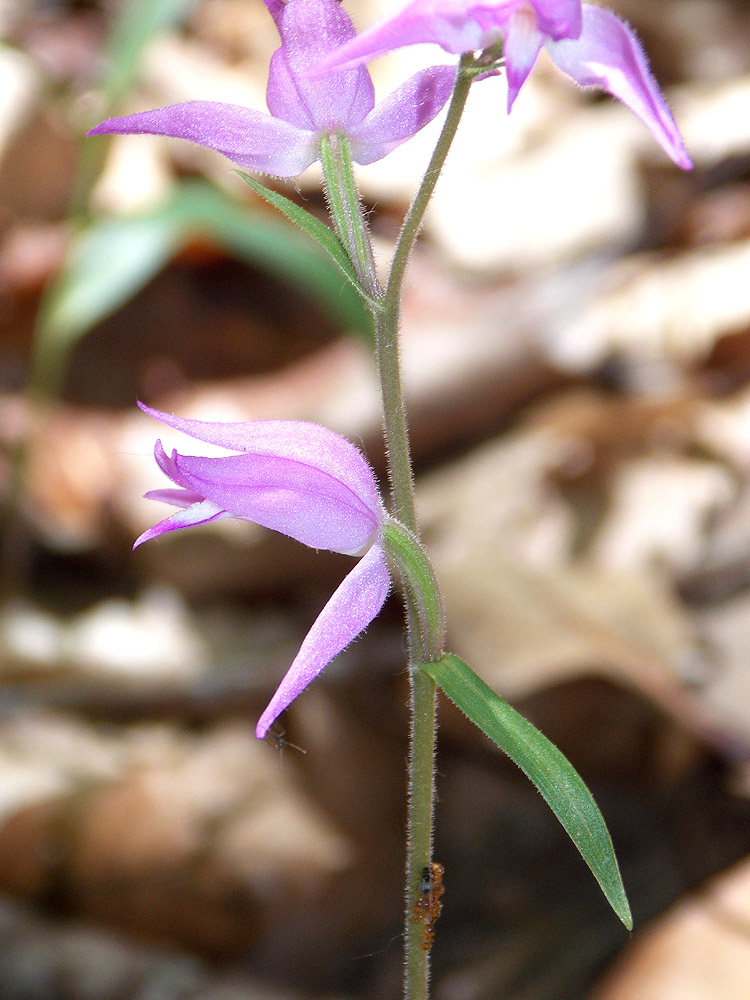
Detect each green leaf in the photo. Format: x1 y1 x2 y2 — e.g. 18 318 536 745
234 172 367 299
176 181 371 334
34 180 371 395
422 654 632 929
35 211 181 386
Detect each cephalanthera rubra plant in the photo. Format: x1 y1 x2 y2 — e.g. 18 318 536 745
91 1 692 995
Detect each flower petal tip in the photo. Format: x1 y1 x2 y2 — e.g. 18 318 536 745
253 542 390 739
132 527 155 550
255 716 272 741
674 147 694 172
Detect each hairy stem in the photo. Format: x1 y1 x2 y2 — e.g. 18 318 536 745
327 59 476 1000
376 56 475 533
374 59 475 1000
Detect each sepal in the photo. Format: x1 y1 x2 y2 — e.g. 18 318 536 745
256 540 391 738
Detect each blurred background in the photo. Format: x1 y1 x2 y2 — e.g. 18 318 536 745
0 0 750 997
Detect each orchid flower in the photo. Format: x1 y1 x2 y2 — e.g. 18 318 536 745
87 0 455 178
134 404 391 739
314 0 693 170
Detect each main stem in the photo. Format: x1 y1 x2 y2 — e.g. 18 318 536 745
324 56 475 1000
370 59 475 1000
377 57 475 535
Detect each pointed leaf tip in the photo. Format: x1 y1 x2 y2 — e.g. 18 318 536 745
422 653 632 930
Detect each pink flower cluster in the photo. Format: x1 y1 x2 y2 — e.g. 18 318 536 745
113 1 693 738
317 0 692 170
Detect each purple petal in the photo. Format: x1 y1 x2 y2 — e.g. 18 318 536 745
255 540 391 738
312 0 583 76
133 500 229 549
546 5 693 169
266 0 374 131
261 0 286 31
503 5 545 110
139 404 384 524
143 488 201 508
153 439 196 493
525 0 582 41
267 46 318 130
311 0 493 73
88 102 320 177
348 65 455 164
172 450 381 554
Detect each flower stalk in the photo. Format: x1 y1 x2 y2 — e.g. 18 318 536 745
357 61 475 997
320 133 382 299
374 56 474 538
385 55 475 317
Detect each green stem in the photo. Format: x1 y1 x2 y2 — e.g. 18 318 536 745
373 309 417 530
385 55 475 315
372 61 474 1000
324 59 476 1000
376 56 475 532
403 666 438 1000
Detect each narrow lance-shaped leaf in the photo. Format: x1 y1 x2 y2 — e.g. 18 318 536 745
34 211 181 394
34 179 372 394
422 653 632 929
235 172 371 302
381 521 445 661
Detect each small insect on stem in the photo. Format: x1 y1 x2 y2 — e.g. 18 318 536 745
412 862 444 951
265 722 307 755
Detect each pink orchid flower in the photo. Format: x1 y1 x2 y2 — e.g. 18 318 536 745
87 0 455 177
134 404 390 739
314 0 693 170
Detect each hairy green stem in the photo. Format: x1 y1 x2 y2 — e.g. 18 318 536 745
403 666 438 998
374 60 475 1000
384 55 475 315
376 57 475 534
328 59 476 1000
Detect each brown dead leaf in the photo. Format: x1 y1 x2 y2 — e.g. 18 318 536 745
0 716 353 955
552 239 750 375
416 412 745 749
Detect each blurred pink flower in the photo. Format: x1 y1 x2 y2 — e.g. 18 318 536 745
315 0 693 169
88 0 455 177
135 404 390 739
